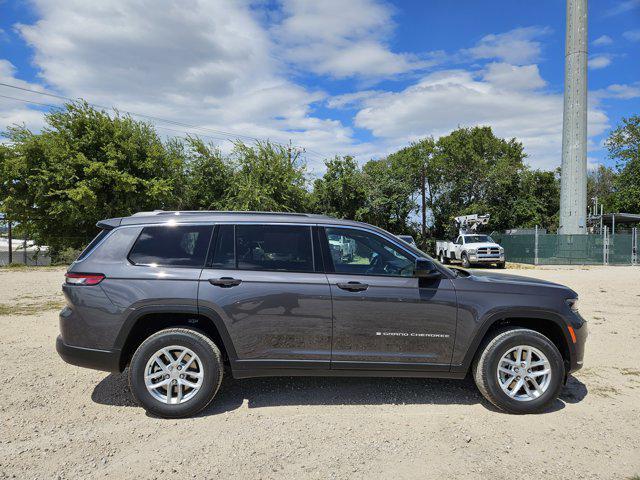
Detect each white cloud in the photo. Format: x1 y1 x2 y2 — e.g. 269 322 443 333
6 0 370 172
606 0 640 16
588 55 612 70
464 27 551 65
592 82 640 100
593 35 613 46
623 29 640 41
273 0 436 78
0 60 51 134
351 64 609 169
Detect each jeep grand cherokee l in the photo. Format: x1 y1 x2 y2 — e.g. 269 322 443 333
57 211 587 417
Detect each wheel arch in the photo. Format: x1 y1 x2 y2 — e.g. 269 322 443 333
455 311 572 375
115 305 237 371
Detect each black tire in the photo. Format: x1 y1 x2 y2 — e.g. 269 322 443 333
497 262 506 269
128 328 223 418
461 253 471 268
439 251 448 264
472 328 564 414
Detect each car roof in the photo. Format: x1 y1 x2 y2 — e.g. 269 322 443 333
97 210 373 229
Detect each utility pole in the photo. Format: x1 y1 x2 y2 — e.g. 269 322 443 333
559 0 588 234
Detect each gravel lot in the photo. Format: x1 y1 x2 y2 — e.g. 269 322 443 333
1 265 639 480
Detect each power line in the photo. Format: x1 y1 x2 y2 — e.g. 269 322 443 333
0 90 327 164
0 81 328 159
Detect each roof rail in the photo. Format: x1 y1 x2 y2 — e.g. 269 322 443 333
131 210 318 217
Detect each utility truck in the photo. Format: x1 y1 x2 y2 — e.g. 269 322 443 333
436 214 505 268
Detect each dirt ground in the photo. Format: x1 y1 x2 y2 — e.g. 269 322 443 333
0 265 639 480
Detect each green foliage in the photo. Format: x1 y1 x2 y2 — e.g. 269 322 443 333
312 156 366 219
587 165 617 213
2 101 637 258
607 115 640 213
0 102 182 252
225 141 309 212
356 157 416 233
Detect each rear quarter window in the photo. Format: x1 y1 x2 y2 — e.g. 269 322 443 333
76 229 110 261
128 225 213 267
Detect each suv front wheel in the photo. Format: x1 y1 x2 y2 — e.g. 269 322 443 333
472 328 564 413
128 328 223 418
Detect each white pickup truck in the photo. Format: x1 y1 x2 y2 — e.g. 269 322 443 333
436 234 505 268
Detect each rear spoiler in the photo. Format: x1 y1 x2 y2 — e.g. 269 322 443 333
96 217 122 230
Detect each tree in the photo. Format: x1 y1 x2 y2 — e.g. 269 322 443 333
0 101 184 252
225 141 310 212
181 137 231 210
387 137 437 239
311 156 366 219
357 157 415 234
431 126 527 237
587 165 617 213
512 169 560 231
606 115 640 213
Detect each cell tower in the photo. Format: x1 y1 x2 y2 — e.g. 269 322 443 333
559 0 588 234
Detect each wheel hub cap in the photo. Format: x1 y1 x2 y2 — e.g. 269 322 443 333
497 345 551 402
144 346 204 405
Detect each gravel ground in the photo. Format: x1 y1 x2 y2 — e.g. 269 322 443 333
0 265 639 480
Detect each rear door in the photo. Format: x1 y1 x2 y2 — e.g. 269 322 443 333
198 223 332 371
321 226 457 370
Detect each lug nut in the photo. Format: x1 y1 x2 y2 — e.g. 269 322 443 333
516 376 521 380
180 374 185 379
164 374 169 380
172 379 177 384
177 366 182 371
527 369 532 374
525 376 530 381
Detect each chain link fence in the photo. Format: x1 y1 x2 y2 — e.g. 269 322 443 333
492 228 639 265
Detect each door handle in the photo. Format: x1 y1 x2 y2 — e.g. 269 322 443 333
336 281 369 292
208 277 242 288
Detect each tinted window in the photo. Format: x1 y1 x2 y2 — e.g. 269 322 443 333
129 225 213 267
211 224 235 269
77 229 110 261
325 228 414 277
236 225 313 272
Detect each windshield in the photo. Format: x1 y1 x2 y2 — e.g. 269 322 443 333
464 235 494 243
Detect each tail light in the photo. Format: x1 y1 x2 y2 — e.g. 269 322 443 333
65 273 105 285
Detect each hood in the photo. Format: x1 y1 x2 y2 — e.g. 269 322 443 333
462 269 577 295
465 242 501 249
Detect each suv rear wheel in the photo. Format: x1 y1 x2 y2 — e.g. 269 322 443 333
472 328 564 413
128 328 223 418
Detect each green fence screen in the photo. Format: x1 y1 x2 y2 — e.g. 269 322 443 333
491 232 637 265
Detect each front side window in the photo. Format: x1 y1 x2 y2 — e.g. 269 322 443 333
235 224 314 272
129 225 213 267
325 227 414 277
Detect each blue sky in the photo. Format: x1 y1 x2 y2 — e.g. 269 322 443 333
0 0 638 174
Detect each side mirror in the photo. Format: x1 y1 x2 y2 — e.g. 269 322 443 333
414 258 440 279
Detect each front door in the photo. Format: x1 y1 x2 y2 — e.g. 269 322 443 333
198 223 332 371
321 227 457 370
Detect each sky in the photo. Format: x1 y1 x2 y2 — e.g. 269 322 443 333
0 0 638 175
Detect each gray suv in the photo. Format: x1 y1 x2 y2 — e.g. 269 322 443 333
57 211 587 417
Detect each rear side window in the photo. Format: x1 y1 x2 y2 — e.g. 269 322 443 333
76 229 110 261
129 225 213 267
235 224 314 272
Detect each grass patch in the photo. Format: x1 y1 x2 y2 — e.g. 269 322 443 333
0 300 67 316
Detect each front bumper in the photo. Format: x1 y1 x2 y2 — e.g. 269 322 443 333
469 255 504 263
568 314 588 373
56 335 121 372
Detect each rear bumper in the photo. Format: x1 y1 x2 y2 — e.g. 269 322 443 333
56 335 121 372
